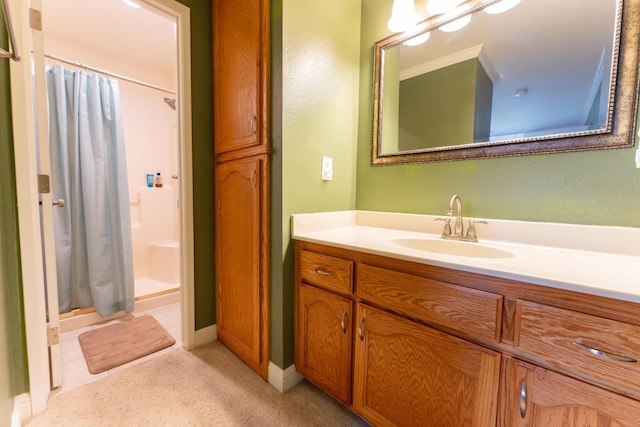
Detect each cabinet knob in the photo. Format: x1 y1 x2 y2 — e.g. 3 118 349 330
251 116 258 135
315 268 332 276
358 317 365 340
573 341 637 363
519 380 527 418
340 311 347 333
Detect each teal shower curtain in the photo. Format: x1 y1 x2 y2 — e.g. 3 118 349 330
46 64 134 317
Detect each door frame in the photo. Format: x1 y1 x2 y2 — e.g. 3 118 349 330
9 0 194 416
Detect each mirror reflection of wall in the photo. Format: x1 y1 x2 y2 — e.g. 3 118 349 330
378 0 620 155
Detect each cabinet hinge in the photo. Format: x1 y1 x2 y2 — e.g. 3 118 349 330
29 8 42 31
38 174 50 193
47 326 59 346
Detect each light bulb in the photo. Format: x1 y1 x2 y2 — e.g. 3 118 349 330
403 32 431 46
426 0 464 15
439 14 471 32
388 0 419 33
484 0 521 14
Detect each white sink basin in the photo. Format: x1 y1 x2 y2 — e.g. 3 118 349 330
391 238 514 259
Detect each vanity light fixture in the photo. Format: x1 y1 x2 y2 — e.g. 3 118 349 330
122 0 141 9
439 14 472 32
388 0 419 33
484 0 521 14
426 0 465 15
402 23 431 46
403 31 431 46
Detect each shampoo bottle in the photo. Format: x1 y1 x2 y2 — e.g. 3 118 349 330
155 172 163 188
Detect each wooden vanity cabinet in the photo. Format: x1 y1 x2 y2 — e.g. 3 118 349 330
294 241 640 426
353 304 501 426
502 357 640 426
513 299 640 400
294 242 501 425
295 283 353 405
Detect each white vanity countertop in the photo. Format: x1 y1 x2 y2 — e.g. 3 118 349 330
291 211 640 303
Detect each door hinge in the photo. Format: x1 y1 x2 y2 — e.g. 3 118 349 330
38 174 50 193
47 326 59 346
29 8 42 31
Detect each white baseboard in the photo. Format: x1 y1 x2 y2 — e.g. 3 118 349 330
268 362 304 393
12 393 32 427
194 324 217 347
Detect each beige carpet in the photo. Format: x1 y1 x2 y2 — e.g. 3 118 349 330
78 315 176 374
24 341 370 426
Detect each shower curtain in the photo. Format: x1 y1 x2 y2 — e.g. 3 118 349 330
46 64 134 317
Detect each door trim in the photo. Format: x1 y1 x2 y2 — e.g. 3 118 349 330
9 0 194 417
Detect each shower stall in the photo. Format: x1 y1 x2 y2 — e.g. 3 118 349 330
41 8 181 324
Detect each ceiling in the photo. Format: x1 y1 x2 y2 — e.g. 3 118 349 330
41 0 176 79
394 0 619 139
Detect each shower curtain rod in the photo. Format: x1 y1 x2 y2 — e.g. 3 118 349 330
44 52 176 95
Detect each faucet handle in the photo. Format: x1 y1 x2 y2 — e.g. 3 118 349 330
466 220 488 241
435 217 452 237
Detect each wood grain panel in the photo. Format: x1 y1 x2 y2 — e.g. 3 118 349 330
296 241 640 329
215 155 269 379
214 0 267 155
295 284 353 405
353 304 500 426
514 300 640 400
504 358 640 426
300 250 353 295
358 264 503 342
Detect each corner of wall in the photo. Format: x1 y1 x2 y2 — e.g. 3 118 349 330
268 361 304 393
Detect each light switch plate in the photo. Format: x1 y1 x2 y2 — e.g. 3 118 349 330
321 156 333 181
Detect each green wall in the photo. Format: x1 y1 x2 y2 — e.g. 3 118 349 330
357 0 640 227
398 59 491 150
178 0 215 330
0 10 29 423
277 0 361 368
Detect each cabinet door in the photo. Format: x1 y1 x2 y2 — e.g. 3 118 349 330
213 0 268 155
353 304 501 427
215 155 269 378
295 283 353 405
503 358 640 427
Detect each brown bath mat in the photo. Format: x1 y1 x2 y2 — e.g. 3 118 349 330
78 315 176 374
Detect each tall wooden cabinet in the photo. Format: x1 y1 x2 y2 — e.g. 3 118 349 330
213 0 270 380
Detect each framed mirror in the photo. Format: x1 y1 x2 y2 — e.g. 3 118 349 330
372 0 639 165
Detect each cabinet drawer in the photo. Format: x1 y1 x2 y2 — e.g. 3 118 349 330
357 264 503 342
300 250 354 295
514 300 640 399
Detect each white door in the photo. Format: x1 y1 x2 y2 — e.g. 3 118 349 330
30 0 63 389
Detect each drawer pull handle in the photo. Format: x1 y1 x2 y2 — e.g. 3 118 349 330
340 311 347 333
573 341 637 363
519 381 527 418
315 268 332 276
358 317 365 340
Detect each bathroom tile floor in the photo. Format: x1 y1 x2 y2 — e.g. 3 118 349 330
55 301 181 395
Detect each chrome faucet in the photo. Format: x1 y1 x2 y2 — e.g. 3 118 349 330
448 194 464 237
435 194 487 242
